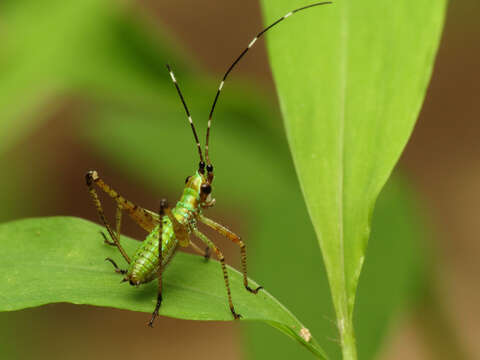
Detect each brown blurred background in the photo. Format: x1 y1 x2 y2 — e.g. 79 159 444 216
1 0 479 359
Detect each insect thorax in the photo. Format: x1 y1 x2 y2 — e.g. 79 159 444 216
175 171 205 217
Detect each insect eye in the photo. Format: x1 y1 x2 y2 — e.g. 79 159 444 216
206 164 213 173
201 184 211 194
185 176 191 184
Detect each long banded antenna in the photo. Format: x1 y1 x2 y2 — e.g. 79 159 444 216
205 1 332 164
166 64 204 163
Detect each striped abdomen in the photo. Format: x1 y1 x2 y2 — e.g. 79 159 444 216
127 216 178 285
126 171 203 285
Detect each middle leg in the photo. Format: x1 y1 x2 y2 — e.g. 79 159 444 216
193 228 241 319
199 215 262 294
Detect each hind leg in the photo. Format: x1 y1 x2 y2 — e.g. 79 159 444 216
86 172 131 264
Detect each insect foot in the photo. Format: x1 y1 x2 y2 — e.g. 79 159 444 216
105 257 127 275
231 309 242 320
99 231 115 246
246 285 263 295
148 316 157 328
148 294 163 328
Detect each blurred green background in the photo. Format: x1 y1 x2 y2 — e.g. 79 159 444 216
0 0 478 359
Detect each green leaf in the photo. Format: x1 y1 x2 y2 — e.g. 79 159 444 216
0 217 328 359
261 0 446 357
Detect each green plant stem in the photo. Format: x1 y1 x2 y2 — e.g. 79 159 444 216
340 316 358 360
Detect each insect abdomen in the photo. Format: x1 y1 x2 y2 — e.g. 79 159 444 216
127 216 177 285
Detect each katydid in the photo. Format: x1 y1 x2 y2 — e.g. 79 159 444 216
86 1 331 327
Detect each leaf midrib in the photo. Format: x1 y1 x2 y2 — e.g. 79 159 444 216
337 1 349 329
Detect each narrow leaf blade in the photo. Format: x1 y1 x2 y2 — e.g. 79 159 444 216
261 0 446 355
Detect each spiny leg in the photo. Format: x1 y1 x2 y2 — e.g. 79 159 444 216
115 206 123 243
101 207 123 247
85 171 131 264
193 228 241 319
148 198 168 327
199 215 262 294
85 170 158 233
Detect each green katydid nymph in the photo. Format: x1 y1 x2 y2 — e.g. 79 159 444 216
86 1 331 327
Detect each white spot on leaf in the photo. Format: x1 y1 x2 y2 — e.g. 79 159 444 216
299 327 312 342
